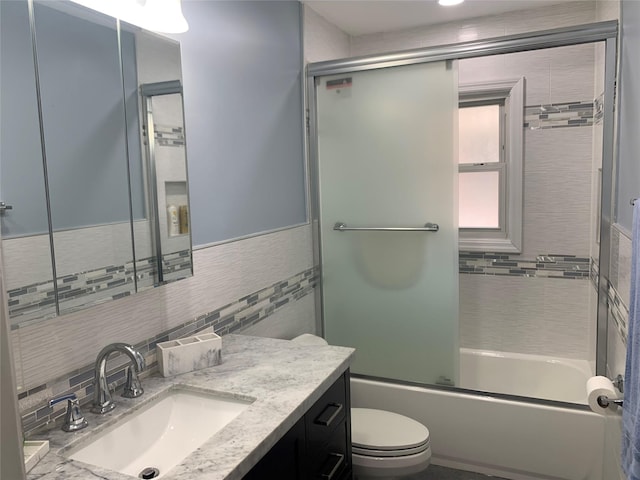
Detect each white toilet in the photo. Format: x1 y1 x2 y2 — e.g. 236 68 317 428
291 334 431 479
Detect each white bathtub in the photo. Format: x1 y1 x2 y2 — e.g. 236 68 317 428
459 348 594 404
351 350 606 480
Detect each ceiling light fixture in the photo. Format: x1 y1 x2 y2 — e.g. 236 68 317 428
70 0 189 33
138 0 189 33
438 0 464 6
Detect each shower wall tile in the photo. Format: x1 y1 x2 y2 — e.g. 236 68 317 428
458 55 508 86
521 127 593 259
608 282 628 343
610 224 632 307
11 330 24 391
13 224 314 392
503 1 596 35
550 44 596 104
596 0 621 22
242 293 316 340
500 49 552 106
588 278 598 362
303 5 350 64
607 311 627 385
459 274 592 359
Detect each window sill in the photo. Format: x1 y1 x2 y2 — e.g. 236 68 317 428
458 237 521 254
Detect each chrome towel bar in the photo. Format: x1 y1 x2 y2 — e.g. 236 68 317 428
333 222 439 232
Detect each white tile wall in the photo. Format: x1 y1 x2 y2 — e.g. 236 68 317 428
613 224 632 307
502 2 596 36
11 224 315 390
523 127 594 258
550 44 597 103
596 0 621 22
242 293 315 340
460 274 592 359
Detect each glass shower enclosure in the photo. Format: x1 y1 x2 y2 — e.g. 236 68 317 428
308 21 618 401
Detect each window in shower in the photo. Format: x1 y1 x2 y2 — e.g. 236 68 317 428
458 78 524 253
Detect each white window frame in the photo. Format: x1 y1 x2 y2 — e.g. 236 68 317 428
458 77 524 253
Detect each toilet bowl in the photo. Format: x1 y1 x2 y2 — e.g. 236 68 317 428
291 334 431 479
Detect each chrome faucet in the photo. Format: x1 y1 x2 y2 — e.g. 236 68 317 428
91 343 145 414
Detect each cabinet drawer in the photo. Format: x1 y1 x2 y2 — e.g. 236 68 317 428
306 374 347 443
309 421 349 480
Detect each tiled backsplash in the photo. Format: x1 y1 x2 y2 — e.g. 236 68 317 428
18 266 317 437
8 251 192 327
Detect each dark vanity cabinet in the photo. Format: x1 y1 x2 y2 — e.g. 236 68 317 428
245 370 352 480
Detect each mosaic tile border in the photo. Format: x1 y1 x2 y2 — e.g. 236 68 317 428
459 252 591 279
594 92 604 125
155 124 185 147
590 256 600 290
143 124 185 147
17 266 317 437
524 100 594 130
8 250 192 327
608 282 629 346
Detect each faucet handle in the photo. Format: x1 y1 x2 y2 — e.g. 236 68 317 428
49 394 88 432
122 365 144 398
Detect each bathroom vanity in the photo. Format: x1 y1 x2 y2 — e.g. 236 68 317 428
25 335 355 480
245 371 352 479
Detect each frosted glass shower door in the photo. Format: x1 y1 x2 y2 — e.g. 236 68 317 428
317 61 459 385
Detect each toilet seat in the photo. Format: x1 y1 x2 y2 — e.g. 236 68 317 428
352 443 429 457
352 447 431 470
351 408 430 457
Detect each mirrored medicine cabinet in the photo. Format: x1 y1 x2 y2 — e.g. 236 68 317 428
0 0 193 328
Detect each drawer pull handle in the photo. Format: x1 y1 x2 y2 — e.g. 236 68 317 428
320 453 344 480
314 402 343 427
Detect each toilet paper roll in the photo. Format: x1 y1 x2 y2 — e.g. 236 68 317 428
587 376 617 413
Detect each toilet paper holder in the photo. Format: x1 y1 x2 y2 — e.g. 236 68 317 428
597 374 624 408
597 395 623 408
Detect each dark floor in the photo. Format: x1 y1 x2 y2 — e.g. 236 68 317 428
405 464 509 479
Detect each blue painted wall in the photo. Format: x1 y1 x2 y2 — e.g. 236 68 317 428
174 1 306 246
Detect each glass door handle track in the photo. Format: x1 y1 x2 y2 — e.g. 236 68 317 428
333 222 439 232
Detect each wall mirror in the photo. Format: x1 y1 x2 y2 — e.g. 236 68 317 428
0 0 193 327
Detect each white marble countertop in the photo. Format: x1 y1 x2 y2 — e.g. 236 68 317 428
26 334 355 480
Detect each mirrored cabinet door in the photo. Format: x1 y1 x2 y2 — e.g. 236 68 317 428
0 0 57 325
123 25 193 292
0 0 193 328
32 1 137 315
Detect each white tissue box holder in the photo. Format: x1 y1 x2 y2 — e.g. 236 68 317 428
157 329 222 377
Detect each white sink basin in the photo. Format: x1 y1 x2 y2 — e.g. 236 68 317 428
67 386 253 478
